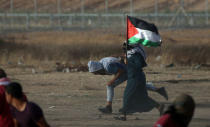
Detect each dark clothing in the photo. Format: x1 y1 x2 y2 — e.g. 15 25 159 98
0 85 14 127
11 102 43 127
154 106 191 127
154 114 182 127
122 53 157 113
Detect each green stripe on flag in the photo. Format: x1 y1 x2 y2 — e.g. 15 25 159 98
128 36 160 47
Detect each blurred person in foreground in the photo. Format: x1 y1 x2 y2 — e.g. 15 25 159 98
5 82 50 127
154 94 195 127
88 56 168 114
0 68 14 127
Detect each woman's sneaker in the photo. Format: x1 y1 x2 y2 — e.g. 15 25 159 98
98 105 112 114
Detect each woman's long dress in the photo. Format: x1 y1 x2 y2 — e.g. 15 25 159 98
122 53 158 113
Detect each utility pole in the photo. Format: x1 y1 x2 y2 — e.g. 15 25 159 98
34 0 37 13
10 0 14 28
81 0 85 28
130 0 133 15
81 0 84 14
33 0 38 24
155 0 159 23
105 0 109 26
105 0 108 13
57 0 61 13
180 0 184 9
206 0 209 25
10 0 13 12
179 0 185 27
57 0 62 30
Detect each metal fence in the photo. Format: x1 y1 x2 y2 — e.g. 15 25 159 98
0 0 209 32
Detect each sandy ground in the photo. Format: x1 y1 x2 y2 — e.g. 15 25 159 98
4 65 210 127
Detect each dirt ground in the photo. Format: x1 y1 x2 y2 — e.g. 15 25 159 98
4 65 210 127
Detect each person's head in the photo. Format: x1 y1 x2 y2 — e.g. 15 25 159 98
88 61 105 75
173 94 195 118
5 82 23 104
166 93 195 127
0 68 7 78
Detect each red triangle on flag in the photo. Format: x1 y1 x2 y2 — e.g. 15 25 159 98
127 18 139 39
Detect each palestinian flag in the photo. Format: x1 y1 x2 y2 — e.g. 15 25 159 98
127 16 162 47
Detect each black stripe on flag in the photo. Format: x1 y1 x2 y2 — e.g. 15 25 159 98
128 16 159 35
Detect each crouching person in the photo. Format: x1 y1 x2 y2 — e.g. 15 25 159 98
154 94 195 127
5 82 50 127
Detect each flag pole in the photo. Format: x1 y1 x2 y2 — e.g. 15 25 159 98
125 15 128 63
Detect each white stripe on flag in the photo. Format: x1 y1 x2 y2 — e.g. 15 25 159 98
134 28 161 43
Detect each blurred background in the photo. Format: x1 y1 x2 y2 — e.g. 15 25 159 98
0 0 209 69
0 0 209 31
